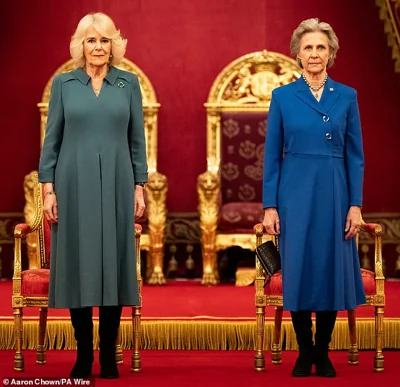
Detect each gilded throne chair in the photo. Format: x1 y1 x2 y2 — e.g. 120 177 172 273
253 221 385 372
197 50 300 285
13 172 143 372
28 58 168 284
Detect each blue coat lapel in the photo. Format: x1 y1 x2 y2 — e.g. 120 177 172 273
320 77 340 114
295 76 340 116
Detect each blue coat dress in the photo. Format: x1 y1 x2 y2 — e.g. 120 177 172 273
262 76 366 311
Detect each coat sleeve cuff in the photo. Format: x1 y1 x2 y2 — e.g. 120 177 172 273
134 172 148 183
349 198 362 207
38 172 55 183
262 200 277 208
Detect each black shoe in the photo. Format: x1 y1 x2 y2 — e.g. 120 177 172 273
314 350 336 377
292 350 313 377
70 356 93 378
100 350 119 379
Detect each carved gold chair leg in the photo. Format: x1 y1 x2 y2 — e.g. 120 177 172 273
148 248 167 285
201 249 219 285
131 306 142 372
115 327 123 364
272 306 283 364
254 305 266 372
374 306 384 372
36 307 47 365
347 309 358 365
13 307 24 372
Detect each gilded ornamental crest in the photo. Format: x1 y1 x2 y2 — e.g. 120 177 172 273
220 50 299 105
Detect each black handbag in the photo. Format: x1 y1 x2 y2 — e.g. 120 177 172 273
255 238 281 285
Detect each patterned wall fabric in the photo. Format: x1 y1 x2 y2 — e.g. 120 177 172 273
220 112 268 204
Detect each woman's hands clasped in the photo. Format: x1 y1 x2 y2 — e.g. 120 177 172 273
263 208 280 236
135 185 146 220
345 206 361 240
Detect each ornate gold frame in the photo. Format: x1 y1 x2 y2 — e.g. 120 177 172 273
26 58 167 284
253 221 385 372
13 172 143 372
198 50 300 285
377 0 400 73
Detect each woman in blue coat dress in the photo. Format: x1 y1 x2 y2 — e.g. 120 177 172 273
263 18 366 378
39 13 148 379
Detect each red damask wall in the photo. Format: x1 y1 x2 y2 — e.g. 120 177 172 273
0 0 399 213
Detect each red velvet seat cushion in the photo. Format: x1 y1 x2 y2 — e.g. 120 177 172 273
219 202 263 230
265 269 376 296
21 269 50 297
265 270 283 295
361 269 376 295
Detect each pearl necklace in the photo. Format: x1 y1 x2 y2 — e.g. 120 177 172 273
302 73 328 99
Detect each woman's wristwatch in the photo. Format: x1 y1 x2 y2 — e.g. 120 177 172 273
136 182 145 188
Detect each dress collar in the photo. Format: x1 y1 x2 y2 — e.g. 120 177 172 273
73 66 118 85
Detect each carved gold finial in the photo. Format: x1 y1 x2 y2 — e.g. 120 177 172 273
185 244 195 270
166 245 178 279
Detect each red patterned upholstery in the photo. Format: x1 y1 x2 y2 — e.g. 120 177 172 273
21 269 50 297
220 112 267 205
361 269 376 295
265 269 376 296
219 202 264 230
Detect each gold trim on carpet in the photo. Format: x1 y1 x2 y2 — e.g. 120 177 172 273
1 319 400 351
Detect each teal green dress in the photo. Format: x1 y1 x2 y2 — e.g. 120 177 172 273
38 66 148 308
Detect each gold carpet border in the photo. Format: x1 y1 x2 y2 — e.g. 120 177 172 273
0 316 386 321
1 319 400 351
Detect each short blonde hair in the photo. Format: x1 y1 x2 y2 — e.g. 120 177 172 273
290 18 339 69
70 12 127 67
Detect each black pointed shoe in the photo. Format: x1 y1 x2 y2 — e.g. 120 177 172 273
99 350 119 379
314 353 336 377
70 350 93 378
292 349 313 377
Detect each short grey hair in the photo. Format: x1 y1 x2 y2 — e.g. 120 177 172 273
290 18 339 68
70 13 127 68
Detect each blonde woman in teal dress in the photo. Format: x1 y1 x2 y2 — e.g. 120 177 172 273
39 13 148 379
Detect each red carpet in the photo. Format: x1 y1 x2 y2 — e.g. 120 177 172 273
1 279 400 319
0 350 398 386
